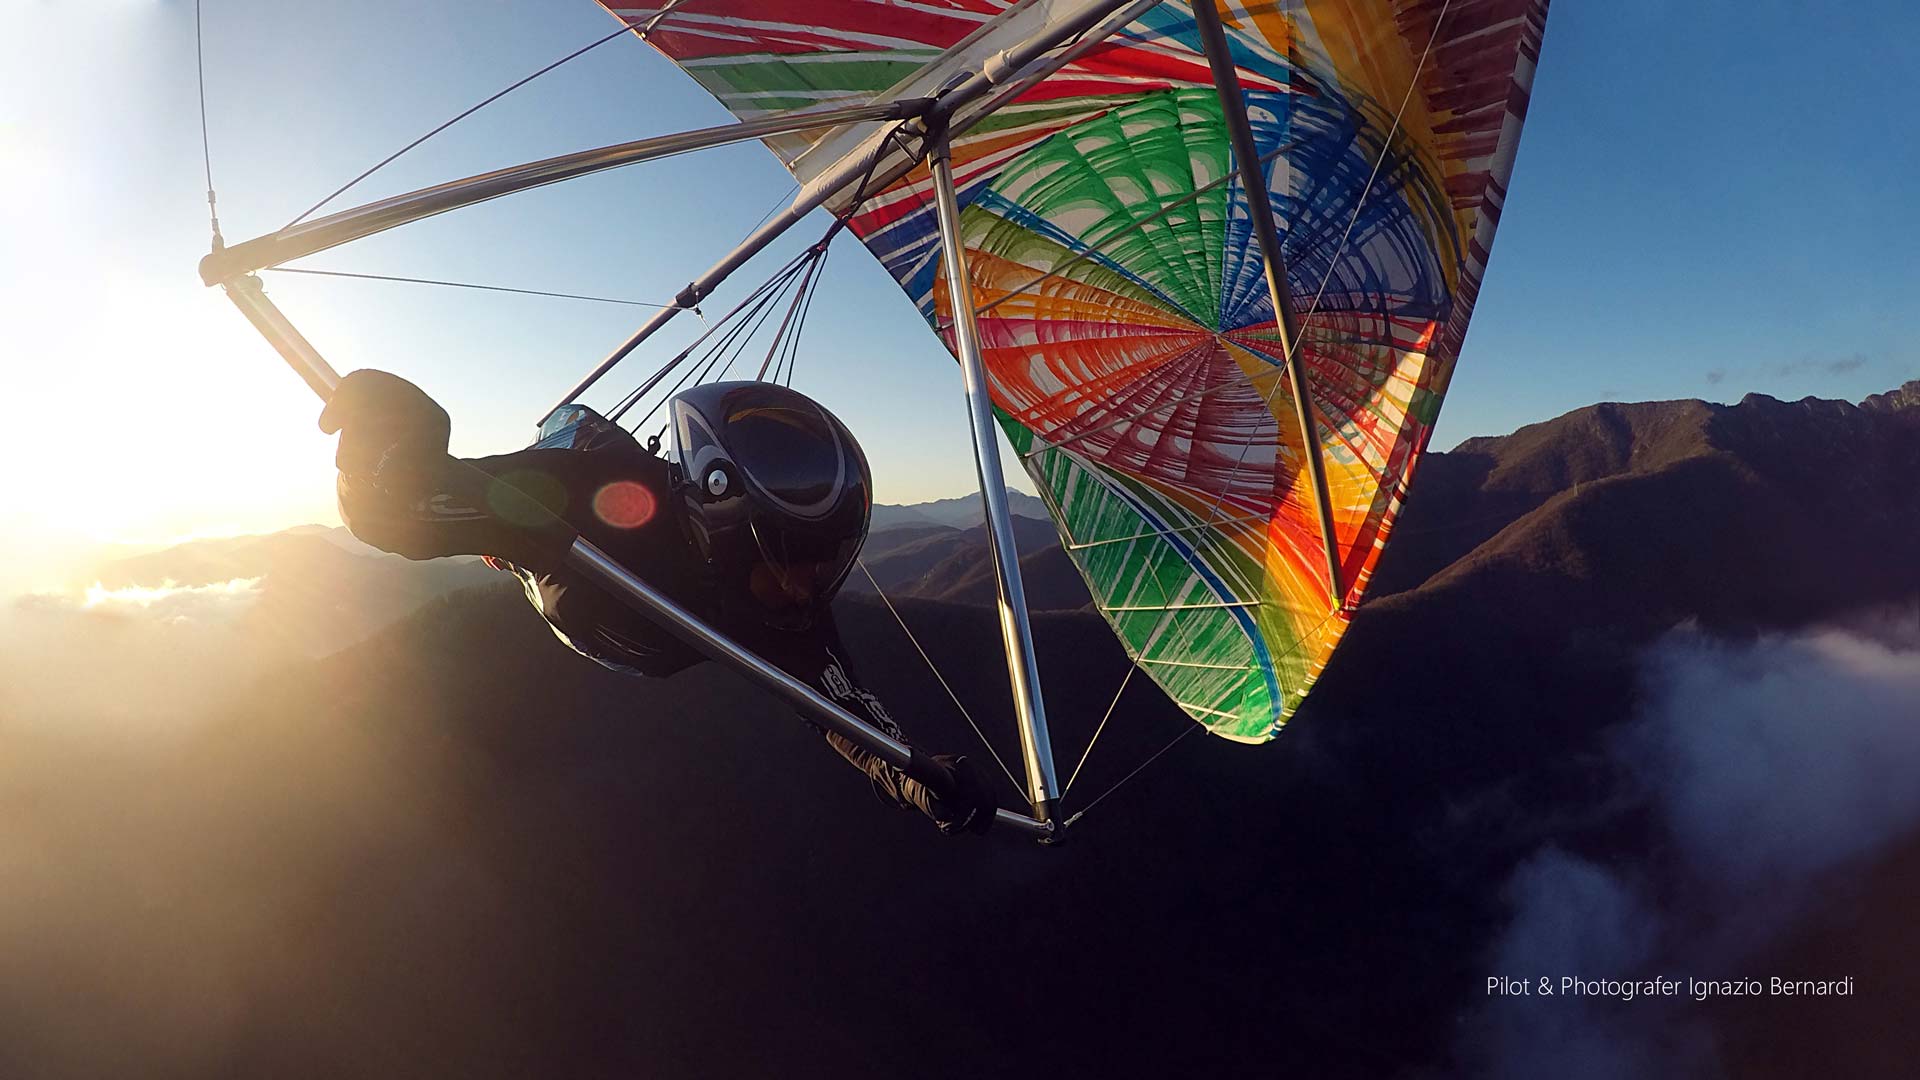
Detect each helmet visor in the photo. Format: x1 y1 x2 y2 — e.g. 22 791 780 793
748 512 862 613
721 400 842 509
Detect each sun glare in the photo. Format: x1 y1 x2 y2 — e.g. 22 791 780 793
2 282 340 576
0 9 342 595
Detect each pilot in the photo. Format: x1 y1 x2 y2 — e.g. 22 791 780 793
319 369 997 835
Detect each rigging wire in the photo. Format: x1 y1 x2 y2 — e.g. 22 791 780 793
746 181 801 236
603 248 816 423
855 562 1024 797
613 254 812 429
1062 663 1135 797
600 118 892 413
279 6 680 231
602 240 796 419
1052 595 1220 821
754 251 822 380
777 241 830 387
193 0 222 248
1063 593 1349 828
1062 725 1196 830
659 286 786 400
623 251 811 410
584 103 901 410
703 265 795 383
705 260 815 379
756 233 833 385
264 266 677 308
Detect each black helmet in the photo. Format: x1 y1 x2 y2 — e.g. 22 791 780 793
669 381 871 627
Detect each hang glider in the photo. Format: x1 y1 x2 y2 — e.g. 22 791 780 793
198 0 1549 840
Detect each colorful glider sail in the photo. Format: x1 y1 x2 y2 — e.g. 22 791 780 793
603 0 1545 741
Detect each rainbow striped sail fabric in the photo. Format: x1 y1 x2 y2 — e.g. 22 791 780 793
601 1 1546 741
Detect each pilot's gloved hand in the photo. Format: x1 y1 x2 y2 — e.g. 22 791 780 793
917 753 997 836
318 369 451 499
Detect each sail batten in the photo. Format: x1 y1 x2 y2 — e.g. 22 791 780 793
604 0 1547 740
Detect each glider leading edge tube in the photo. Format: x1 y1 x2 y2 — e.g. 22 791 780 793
198 99 932 286
217 274 1055 841
545 0 1151 417
929 136 1062 827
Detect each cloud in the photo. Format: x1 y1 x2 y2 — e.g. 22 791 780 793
1630 620 1920 895
0 655 473 1080
1772 354 1868 378
1463 614 1920 1077
1 578 271 731
1466 849 1712 1080
15 577 265 625
76 577 265 624
1705 353 1874 389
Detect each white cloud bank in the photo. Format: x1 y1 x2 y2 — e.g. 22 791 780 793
1 577 273 732
1464 612 1920 1078
78 577 265 623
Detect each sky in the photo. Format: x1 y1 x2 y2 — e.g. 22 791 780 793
2 0 1915 592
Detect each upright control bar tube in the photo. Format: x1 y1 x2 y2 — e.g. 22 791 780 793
216 275 1053 840
928 136 1063 827
1191 2 1345 610
223 274 343 399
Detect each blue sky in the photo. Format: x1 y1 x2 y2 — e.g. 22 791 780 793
2 0 1915 590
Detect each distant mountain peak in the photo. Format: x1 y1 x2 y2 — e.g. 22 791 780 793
1374 381 1920 602
1862 379 1920 414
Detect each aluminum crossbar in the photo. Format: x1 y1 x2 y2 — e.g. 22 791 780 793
199 99 931 286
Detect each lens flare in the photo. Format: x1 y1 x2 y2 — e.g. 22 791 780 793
593 481 656 529
490 470 567 526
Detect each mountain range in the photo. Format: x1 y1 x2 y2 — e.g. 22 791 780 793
867 488 1050 530
3 382 1916 1079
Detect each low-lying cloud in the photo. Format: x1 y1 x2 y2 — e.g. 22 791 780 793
77 576 264 622
1 577 273 731
0 566 515 1078
1633 619 1920 898
1464 612 1920 1077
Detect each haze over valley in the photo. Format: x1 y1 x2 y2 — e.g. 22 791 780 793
3 384 1917 1077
